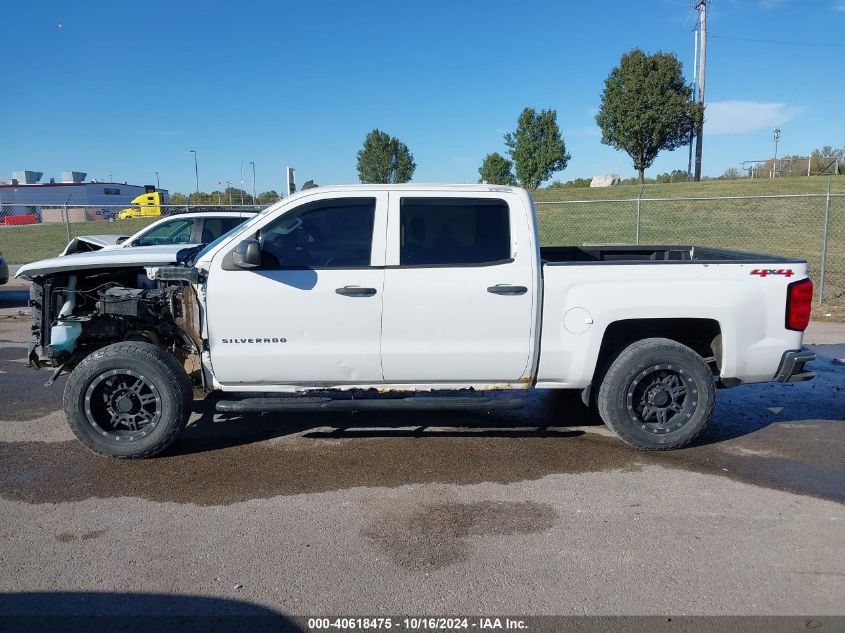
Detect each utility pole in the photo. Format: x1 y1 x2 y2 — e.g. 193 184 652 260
772 128 781 178
687 27 698 180
154 171 160 189
693 0 707 181
249 161 256 204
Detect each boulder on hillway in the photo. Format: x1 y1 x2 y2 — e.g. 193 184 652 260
590 174 621 188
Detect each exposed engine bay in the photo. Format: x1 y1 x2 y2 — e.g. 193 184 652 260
28 267 203 385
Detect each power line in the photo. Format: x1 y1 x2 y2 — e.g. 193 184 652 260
682 4 696 29
711 34 845 48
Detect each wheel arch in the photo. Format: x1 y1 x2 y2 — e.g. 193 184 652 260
593 317 723 386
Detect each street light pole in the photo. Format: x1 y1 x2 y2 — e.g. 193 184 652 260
154 171 160 190
189 150 199 195
239 161 244 205
250 161 256 205
226 180 232 206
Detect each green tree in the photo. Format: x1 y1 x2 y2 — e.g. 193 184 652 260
478 152 516 185
670 168 689 182
170 192 187 205
547 177 591 189
187 192 212 205
222 187 254 205
811 146 844 160
257 190 280 205
504 108 570 190
596 49 702 184
356 129 416 183
655 169 690 183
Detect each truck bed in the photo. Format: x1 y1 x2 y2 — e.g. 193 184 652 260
541 245 804 265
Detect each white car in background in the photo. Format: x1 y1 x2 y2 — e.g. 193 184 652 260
61 211 257 255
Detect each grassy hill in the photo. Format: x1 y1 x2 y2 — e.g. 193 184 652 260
531 174 844 202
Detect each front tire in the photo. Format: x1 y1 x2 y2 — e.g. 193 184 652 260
597 337 715 451
64 342 193 458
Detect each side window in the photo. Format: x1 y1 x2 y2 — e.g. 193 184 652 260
202 217 245 243
399 198 510 266
220 217 246 232
258 198 375 268
135 218 195 246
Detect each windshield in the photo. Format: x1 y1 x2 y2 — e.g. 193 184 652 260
191 210 269 263
134 217 195 246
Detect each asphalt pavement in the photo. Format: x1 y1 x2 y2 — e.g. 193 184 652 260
0 285 843 617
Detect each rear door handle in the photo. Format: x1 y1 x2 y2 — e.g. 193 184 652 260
336 286 377 297
487 284 528 295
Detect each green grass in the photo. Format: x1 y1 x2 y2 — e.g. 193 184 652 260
0 218 159 264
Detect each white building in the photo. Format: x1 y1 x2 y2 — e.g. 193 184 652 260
0 170 169 218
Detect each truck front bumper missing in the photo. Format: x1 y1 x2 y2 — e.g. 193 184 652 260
774 349 815 382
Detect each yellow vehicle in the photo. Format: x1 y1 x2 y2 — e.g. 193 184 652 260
118 191 166 220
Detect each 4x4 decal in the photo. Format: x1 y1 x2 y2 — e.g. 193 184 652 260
751 268 794 277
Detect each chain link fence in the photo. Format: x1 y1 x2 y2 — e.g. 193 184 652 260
536 189 843 305
0 203 262 266
1 192 842 305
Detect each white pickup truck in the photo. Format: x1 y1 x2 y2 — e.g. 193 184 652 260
17 184 815 458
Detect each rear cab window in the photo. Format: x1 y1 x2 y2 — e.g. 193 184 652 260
399 197 510 266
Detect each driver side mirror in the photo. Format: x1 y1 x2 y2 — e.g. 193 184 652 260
232 238 262 269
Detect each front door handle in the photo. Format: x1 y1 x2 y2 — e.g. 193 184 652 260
487 284 528 296
336 286 377 297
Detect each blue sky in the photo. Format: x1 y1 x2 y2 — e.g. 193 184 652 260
1 0 843 193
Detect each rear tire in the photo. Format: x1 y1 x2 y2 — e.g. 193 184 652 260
64 341 193 458
597 337 714 450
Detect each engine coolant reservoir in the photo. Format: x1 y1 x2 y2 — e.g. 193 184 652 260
50 322 83 353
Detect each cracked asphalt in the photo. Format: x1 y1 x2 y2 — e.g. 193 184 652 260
0 285 843 617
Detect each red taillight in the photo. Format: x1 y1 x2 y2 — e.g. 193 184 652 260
786 278 813 331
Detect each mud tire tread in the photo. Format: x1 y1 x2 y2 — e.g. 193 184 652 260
63 341 192 459
597 337 715 451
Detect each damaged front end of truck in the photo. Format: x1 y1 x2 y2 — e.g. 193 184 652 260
19 246 206 388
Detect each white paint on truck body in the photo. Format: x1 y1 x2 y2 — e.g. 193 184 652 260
379 188 539 384
204 191 389 385
536 261 806 388
188 184 806 392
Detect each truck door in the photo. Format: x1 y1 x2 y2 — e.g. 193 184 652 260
205 192 387 386
380 193 536 384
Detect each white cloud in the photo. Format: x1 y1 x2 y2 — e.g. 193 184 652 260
705 100 803 134
836 2 845 11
